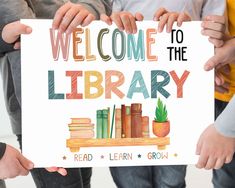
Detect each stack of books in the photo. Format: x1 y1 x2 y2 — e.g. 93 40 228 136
68 118 94 139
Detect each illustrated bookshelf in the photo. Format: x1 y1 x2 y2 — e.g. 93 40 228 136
66 102 170 152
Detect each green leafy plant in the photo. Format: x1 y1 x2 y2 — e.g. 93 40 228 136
154 98 168 122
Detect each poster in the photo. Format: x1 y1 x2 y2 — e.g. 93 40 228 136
21 20 214 167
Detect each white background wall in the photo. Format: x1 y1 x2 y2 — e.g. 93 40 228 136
0 79 213 188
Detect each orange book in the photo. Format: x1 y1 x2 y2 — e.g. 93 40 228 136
115 108 122 138
69 124 94 131
68 123 93 127
125 106 131 138
142 116 149 138
71 118 91 124
70 130 94 138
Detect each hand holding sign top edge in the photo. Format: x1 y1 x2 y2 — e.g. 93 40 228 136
154 8 191 33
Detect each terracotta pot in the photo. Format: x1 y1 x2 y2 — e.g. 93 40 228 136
152 121 170 137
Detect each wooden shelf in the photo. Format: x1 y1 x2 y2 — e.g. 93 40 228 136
67 137 170 152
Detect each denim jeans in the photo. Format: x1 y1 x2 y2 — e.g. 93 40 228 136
212 99 235 188
17 135 92 188
110 165 187 188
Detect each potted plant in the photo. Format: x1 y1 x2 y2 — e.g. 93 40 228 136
152 98 170 137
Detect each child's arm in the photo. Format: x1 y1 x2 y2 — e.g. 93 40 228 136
196 93 235 170
153 8 191 33
0 0 35 56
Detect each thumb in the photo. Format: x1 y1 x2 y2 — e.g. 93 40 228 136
3 21 32 44
18 153 34 170
100 14 112 25
204 54 221 71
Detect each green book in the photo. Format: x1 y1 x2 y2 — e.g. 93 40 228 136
102 109 109 138
96 110 103 138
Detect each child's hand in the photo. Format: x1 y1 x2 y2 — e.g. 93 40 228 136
2 21 32 49
153 8 191 33
101 12 144 34
52 1 96 34
204 38 235 71
196 124 235 170
201 15 226 48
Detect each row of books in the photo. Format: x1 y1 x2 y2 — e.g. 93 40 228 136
115 104 149 138
96 103 150 139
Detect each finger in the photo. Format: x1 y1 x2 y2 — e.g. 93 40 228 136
201 29 224 40
153 8 168 21
214 158 225 169
57 168 67 176
205 157 217 170
66 11 88 34
111 13 124 31
46 167 59 172
158 13 169 33
100 14 112 25
220 64 231 75
204 55 222 71
14 42 21 50
196 150 209 169
59 7 80 33
215 85 228 93
18 154 34 170
215 73 224 85
53 3 71 29
196 138 202 155
129 15 137 33
177 12 191 27
120 14 132 34
208 38 224 48
135 12 144 21
166 13 178 33
202 21 225 33
225 155 233 164
16 160 29 176
81 14 95 27
205 15 226 25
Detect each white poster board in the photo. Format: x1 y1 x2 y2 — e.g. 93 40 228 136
21 20 214 167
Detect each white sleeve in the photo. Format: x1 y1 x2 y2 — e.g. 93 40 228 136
201 0 226 18
112 0 123 12
215 95 235 138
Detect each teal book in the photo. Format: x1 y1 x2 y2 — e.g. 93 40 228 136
102 109 109 138
96 110 103 138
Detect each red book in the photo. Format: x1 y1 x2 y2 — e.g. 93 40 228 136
121 105 126 138
131 103 142 138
